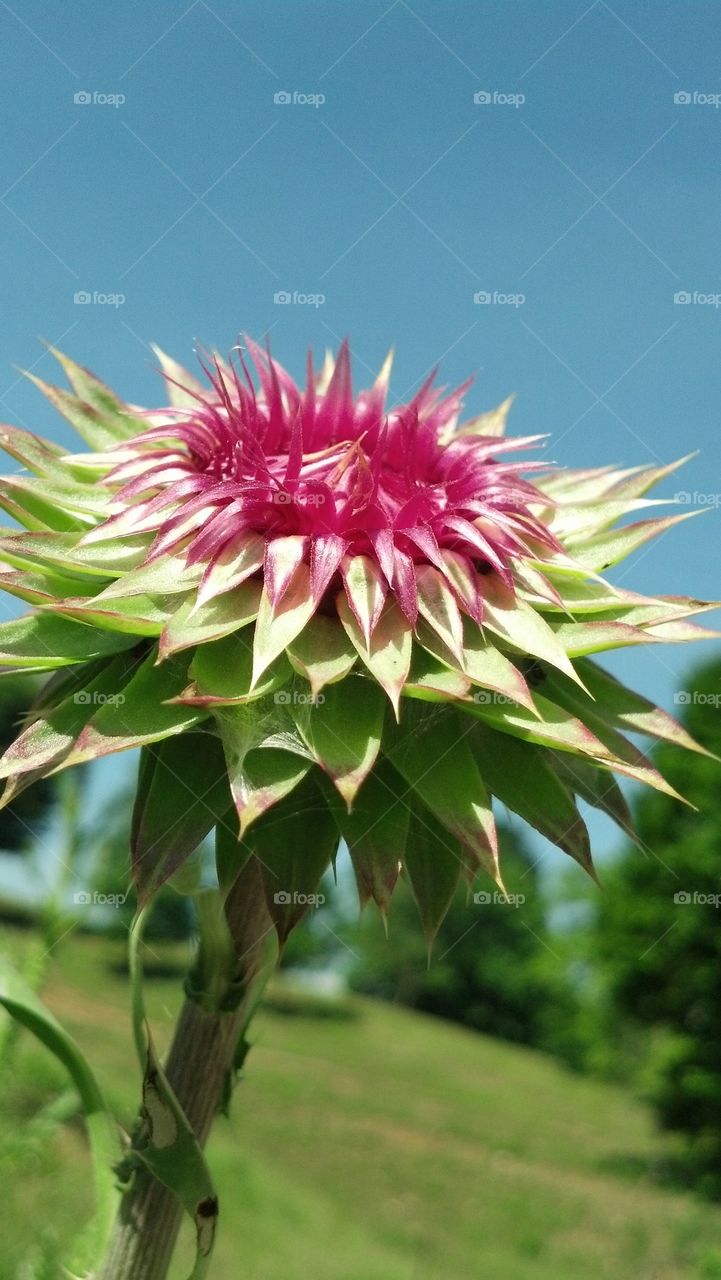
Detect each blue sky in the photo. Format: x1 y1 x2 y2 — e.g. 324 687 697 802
0 0 719 881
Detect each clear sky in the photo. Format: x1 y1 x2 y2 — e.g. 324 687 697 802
0 1 719 876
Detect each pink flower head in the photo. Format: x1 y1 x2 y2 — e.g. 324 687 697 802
87 338 558 655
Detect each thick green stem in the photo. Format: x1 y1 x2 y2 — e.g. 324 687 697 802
97 861 275 1280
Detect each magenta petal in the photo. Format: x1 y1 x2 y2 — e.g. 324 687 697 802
369 529 396 588
310 533 348 602
264 535 309 607
393 547 418 625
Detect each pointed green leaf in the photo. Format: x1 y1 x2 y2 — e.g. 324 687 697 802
0 612 139 669
215 808 251 896
244 772 338 943
548 619 662 657
132 734 233 904
0 476 88 531
323 761 406 913
480 579 586 687
290 673 384 807
64 650 204 765
607 596 719 627
450 394 514 441
336 595 412 718
0 651 140 804
568 511 703 572
535 578 653 614
214 703 311 836
48 591 184 636
0 567 103 606
100 551 203 599
469 725 593 871
386 704 499 883
549 751 633 838
160 582 261 658
550 497 668 541
417 620 537 714
0 529 150 579
403 643 471 701
196 532 265 606
402 801 464 947
182 629 290 706
645 618 719 643
152 345 206 408
540 670 688 802
1 472 112 518
341 554 386 645
0 422 70 480
415 564 465 664
286 613 357 695
33 348 143 447
251 564 317 687
461 687 619 763
576 658 715 757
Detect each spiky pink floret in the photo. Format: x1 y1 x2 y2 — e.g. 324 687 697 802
84 338 560 632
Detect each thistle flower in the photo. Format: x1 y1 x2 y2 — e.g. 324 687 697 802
0 341 715 943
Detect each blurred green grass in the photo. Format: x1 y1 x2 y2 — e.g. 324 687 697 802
2 930 721 1280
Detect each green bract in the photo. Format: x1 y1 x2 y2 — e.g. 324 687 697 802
0 344 716 944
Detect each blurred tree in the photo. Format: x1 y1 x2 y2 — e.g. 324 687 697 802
347 828 580 1056
588 656 721 1195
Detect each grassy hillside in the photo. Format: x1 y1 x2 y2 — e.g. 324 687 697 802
2 932 721 1279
